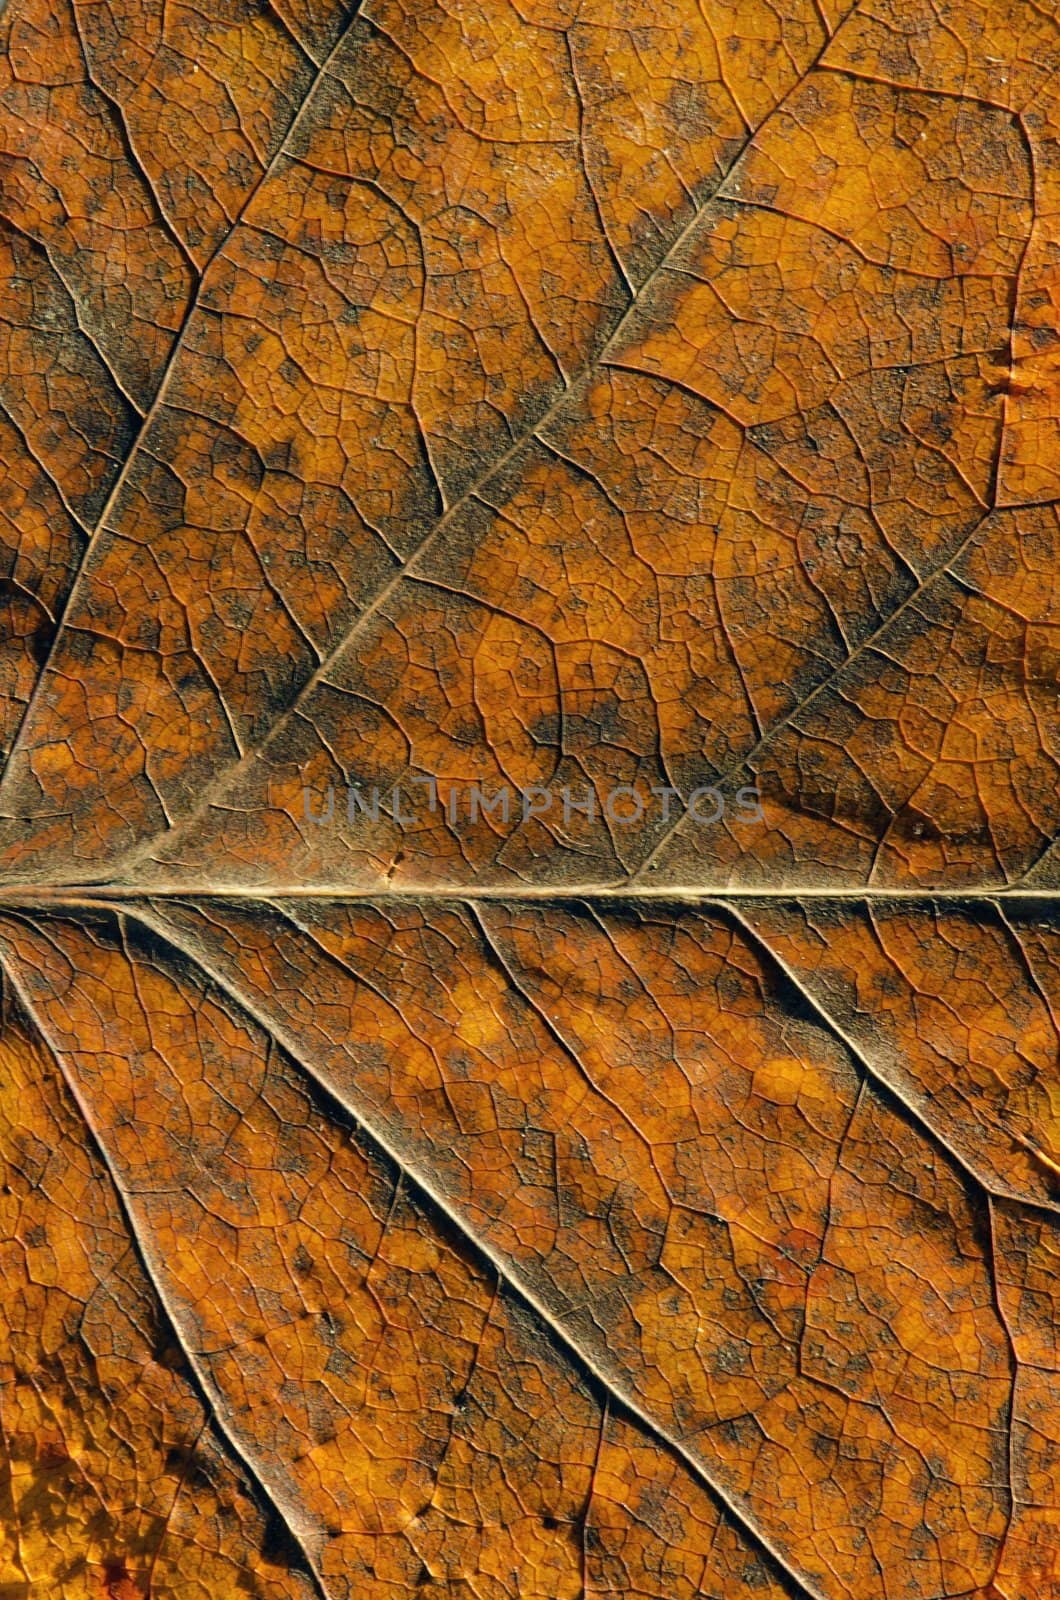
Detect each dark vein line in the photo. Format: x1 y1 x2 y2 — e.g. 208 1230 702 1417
141 1416 210 1600
564 31 635 303
580 1392 608 1600
994 108 1039 510
0 393 92 541
66 0 199 283
467 900 678 1204
0 944 334 1600
821 58 1051 118
259 0 321 71
0 213 145 419
983 1196 1020 1588
998 130 1060 891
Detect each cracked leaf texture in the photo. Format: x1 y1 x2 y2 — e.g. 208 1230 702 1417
0 0 1058 1596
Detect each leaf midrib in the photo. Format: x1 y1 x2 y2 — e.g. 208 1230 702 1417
0 884 1056 904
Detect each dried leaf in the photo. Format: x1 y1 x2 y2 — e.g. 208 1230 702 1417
0 0 1058 1595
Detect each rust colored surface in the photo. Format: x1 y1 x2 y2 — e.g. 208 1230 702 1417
0 0 1058 1595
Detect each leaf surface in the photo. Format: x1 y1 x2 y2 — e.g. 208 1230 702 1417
1 0 1059 1595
